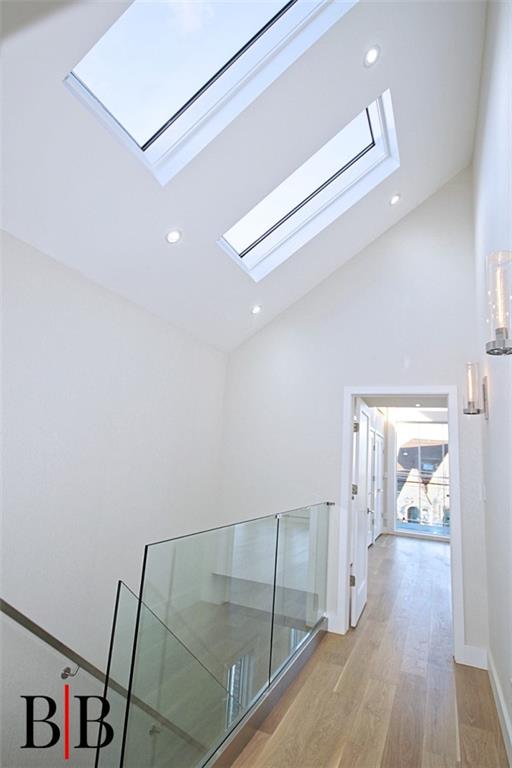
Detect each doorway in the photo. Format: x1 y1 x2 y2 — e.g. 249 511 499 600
338 386 466 664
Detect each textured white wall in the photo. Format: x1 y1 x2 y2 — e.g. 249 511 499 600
473 0 512 753
1 232 227 668
220 170 489 650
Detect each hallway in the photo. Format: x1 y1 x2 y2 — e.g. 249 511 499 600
233 536 508 768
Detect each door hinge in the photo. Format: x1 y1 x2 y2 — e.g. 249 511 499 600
353 421 360 433
350 575 356 587
352 483 358 496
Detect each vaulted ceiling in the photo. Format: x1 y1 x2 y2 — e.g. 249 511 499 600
2 0 486 350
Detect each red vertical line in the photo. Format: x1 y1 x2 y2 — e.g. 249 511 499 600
64 683 70 761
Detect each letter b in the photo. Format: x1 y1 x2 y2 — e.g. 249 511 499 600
75 696 114 749
21 696 60 749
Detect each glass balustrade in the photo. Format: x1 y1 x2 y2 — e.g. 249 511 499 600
96 582 138 768
270 505 330 678
98 502 332 767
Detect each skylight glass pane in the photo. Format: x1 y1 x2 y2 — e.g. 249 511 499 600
224 108 373 256
73 0 288 148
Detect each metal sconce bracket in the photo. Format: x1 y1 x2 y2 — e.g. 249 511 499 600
486 327 512 356
463 404 482 415
482 376 489 420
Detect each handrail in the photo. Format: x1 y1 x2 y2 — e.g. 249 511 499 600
0 597 206 753
146 500 335 548
0 598 106 683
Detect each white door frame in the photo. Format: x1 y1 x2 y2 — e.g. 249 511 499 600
331 385 467 666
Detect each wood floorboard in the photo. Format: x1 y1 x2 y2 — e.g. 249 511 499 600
348 676 396 757
455 665 509 767
423 663 459 763
231 731 271 768
232 535 508 768
459 724 504 768
421 752 459 768
380 672 427 768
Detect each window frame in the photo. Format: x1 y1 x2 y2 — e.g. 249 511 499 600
65 0 358 185
218 90 400 282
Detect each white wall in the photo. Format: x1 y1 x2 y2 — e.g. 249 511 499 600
220 169 488 651
1 232 227 668
473 0 512 756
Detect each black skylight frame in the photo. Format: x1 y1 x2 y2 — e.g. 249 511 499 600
237 108 375 259
140 0 299 152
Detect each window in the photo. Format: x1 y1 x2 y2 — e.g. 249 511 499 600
395 421 450 538
226 654 254 727
71 1 288 149
219 90 400 281
66 0 358 184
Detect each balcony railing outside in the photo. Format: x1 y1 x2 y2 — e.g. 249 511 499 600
97 502 331 768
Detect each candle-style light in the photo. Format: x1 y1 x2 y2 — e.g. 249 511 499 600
486 250 512 355
463 362 482 415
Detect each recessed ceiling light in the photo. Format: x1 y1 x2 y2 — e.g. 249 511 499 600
364 46 380 67
390 193 401 206
251 304 262 315
166 229 182 244
415 403 421 407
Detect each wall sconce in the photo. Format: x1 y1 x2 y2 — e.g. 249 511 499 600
486 250 512 355
463 362 483 415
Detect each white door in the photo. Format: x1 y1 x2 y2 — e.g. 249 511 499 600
350 399 371 627
374 432 385 540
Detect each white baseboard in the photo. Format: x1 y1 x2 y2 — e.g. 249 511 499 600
456 644 488 669
326 612 348 635
488 650 512 766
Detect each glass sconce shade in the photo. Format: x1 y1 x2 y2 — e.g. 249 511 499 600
463 362 482 414
486 250 512 355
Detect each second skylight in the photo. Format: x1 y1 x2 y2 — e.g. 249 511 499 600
219 91 400 281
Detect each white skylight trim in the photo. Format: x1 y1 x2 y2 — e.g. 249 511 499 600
65 0 358 185
219 90 400 282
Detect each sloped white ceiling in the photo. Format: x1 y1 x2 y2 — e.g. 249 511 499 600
1 0 486 350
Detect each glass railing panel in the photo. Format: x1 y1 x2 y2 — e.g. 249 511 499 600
140 515 279 715
270 503 330 679
123 591 240 768
96 582 140 768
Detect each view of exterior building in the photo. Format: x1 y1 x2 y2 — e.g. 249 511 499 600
396 423 450 537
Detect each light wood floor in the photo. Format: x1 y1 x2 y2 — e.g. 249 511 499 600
233 535 508 768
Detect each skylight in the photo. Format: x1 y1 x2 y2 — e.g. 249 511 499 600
66 0 358 183
219 91 400 281
72 1 287 149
